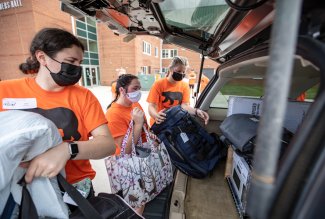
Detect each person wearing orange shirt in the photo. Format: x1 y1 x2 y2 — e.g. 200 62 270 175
106 74 148 155
147 56 209 126
188 69 196 97
105 74 148 214
296 92 306 101
0 28 115 199
199 74 210 93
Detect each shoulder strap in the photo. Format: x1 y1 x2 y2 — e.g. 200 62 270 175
17 176 38 219
57 174 102 219
1 194 17 219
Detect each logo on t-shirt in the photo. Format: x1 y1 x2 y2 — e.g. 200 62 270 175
162 91 183 106
23 107 81 141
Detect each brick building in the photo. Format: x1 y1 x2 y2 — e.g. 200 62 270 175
0 0 218 86
161 43 219 79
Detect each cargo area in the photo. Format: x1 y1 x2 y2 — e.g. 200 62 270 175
185 159 238 219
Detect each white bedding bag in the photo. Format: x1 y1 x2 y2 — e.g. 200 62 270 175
0 110 68 218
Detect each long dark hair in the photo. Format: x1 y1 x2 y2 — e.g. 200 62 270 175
19 28 84 74
107 74 138 109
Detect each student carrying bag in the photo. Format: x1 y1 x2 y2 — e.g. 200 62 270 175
105 122 173 209
1 174 143 219
0 110 142 219
151 106 226 178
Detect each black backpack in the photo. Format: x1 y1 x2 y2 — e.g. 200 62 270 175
151 106 226 178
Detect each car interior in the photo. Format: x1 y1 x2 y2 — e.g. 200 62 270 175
60 0 325 218
183 38 321 219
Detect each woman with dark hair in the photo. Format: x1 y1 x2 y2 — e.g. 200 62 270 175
105 74 148 214
0 28 115 196
106 74 147 155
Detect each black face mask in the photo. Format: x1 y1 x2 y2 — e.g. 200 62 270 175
45 58 82 86
172 72 185 81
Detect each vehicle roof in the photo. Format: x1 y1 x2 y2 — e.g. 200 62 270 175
61 0 325 63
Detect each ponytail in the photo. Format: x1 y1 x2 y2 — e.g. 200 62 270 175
19 57 40 74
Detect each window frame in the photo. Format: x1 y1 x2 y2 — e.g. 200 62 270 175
143 41 152 55
162 49 178 59
141 66 150 74
155 47 159 57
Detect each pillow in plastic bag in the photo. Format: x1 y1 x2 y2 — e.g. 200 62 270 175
0 110 68 218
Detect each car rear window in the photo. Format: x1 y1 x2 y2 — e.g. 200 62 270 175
211 79 318 109
159 0 229 41
211 78 264 108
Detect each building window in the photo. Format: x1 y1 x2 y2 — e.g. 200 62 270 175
143 41 151 55
161 67 169 73
76 17 99 67
155 47 158 57
141 66 151 74
162 49 168 59
170 49 177 58
162 49 178 59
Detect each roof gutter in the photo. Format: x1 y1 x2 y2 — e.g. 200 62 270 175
247 0 303 218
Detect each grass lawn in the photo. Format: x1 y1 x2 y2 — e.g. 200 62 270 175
221 85 264 97
306 85 319 99
221 84 318 100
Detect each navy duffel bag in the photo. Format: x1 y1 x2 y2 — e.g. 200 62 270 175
151 106 225 178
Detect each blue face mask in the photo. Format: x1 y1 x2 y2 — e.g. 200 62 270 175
45 57 82 86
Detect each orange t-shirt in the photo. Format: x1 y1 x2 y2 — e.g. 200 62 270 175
189 71 196 85
199 75 210 92
147 78 190 125
296 92 306 102
0 77 107 184
105 102 147 155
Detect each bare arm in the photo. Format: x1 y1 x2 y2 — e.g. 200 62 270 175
148 103 166 124
75 124 115 159
24 124 115 183
148 103 159 119
181 103 209 125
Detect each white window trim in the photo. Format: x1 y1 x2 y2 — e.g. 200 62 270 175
155 47 159 57
161 67 169 73
143 41 151 55
162 49 178 59
141 66 149 74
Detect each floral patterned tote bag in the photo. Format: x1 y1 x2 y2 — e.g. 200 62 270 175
105 122 173 209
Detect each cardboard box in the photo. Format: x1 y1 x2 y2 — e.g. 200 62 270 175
227 97 311 133
224 147 234 177
229 152 251 215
